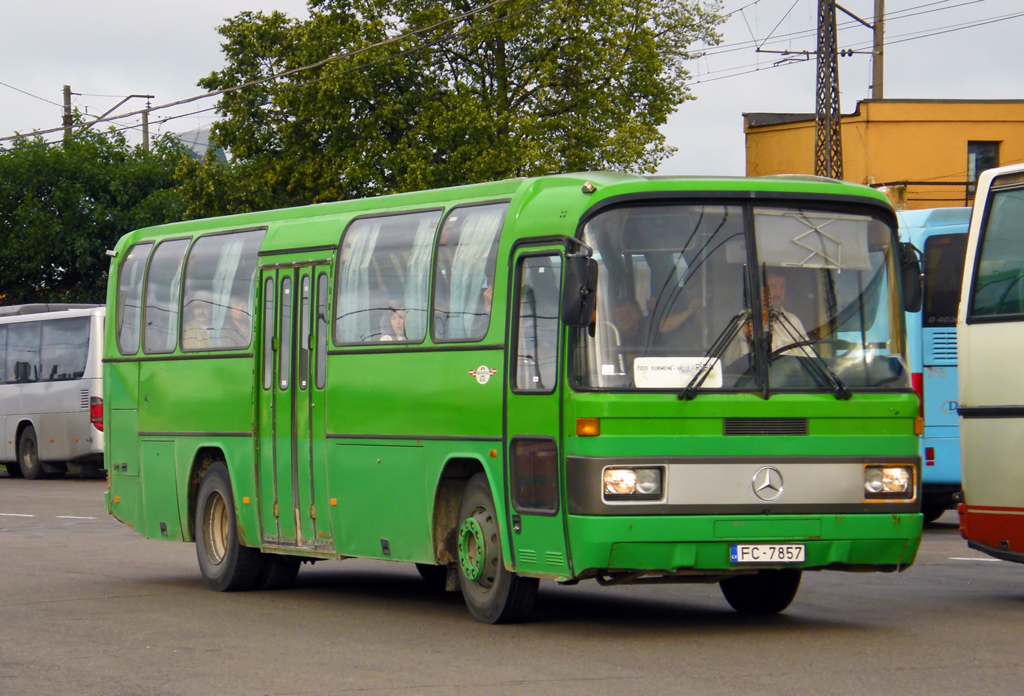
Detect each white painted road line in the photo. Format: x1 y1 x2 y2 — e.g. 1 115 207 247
55 515 97 520
949 557 1002 562
0 513 35 518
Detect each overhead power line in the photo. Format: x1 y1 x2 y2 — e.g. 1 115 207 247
0 0 546 145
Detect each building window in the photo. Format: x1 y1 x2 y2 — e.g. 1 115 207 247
968 141 1000 197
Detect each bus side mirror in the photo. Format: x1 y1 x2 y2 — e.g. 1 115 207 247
900 242 923 313
562 255 598 328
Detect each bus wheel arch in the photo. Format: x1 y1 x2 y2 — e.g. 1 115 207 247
431 457 486 567
186 447 228 542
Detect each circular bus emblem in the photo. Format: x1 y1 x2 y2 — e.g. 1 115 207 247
752 466 784 501
469 365 498 385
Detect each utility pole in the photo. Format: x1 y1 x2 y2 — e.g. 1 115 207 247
142 98 150 151
63 85 73 141
814 0 843 180
872 0 885 99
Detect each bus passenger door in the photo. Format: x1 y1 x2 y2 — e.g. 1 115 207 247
257 262 332 550
504 249 572 579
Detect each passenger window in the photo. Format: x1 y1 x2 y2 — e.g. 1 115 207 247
116 243 153 355
41 318 90 380
513 254 562 392
433 203 507 342
181 229 265 351
316 273 328 389
334 210 441 344
143 238 189 354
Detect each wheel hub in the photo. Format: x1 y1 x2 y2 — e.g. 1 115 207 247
458 517 486 581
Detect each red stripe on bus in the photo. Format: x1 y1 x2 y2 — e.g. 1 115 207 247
960 506 1024 552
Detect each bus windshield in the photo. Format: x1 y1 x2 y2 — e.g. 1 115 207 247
572 203 908 395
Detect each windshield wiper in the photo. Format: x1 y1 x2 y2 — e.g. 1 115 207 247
769 312 851 400
679 310 749 401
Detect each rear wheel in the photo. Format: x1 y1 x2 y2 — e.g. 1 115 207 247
720 569 802 615
194 462 262 591
456 473 538 623
18 427 44 480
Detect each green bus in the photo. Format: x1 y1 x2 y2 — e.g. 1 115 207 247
104 172 924 623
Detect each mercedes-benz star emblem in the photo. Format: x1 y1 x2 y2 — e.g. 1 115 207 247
752 466 784 501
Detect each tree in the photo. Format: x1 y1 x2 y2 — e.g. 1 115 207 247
0 129 188 305
196 0 723 210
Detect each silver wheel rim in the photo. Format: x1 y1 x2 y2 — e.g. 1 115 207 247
203 491 229 565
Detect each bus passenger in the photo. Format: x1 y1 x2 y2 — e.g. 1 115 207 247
380 306 407 341
656 283 706 352
182 291 214 350
220 303 252 349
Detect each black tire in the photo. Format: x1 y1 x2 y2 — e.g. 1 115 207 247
720 569 802 615
194 462 263 592
4 462 24 478
415 562 449 591
257 553 301 590
922 503 947 525
456 473 538 624
18 427 45 480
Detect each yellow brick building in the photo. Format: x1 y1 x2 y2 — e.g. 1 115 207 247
744 99 1024 210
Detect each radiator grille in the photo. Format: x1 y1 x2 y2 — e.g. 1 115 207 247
517 549 538 564
724 418 809 436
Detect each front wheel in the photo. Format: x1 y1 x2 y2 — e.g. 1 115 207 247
720 569 802 615
194 462 263 592
18 427 45 480
456 473 538 624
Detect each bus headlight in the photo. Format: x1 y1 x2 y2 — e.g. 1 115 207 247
603 467 663 501
864 465 914 500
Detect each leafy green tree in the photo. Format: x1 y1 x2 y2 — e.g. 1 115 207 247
197 0 723 209
0 129 188 305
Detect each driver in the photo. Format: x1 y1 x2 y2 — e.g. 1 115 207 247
736 270 809 358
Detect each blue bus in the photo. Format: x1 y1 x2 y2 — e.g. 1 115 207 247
898 207 970 523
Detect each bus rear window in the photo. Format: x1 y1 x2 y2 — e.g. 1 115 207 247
922 234 967 327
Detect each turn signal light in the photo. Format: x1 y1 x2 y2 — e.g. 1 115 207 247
576 418 600 437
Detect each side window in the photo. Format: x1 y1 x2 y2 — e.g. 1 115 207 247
513 254 562 392
334 210 441 344
315 273 328 389
970 187 1024 318
143 238 189 354
41 317 90 380
922 234 967 327
433 203 508 342
8 321 41 383
116 242 153 355
262 277 275 390
0 326 6 383
511 438 559 515
181 229 266 351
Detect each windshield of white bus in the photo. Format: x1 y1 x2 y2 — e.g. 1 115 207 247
570 202 909 395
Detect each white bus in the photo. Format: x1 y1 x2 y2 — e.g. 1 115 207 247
957 162 1024 562
0 305 106 479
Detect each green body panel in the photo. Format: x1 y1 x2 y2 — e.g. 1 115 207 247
103 171 918 584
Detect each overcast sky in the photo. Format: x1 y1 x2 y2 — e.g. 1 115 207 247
1 0 1021 177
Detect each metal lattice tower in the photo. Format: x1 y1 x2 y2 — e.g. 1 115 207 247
814 0 843 179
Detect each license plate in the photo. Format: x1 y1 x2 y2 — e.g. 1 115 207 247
730 544 805 564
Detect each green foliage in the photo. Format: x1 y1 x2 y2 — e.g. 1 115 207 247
198 0 723 208
0 130 188 305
